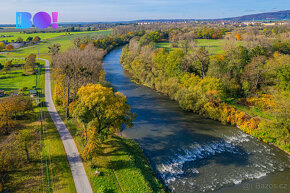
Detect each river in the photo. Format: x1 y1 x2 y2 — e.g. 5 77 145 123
103 48 290 193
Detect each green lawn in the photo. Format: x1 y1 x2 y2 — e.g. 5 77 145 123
41 106 77 193
196 39 224 55
0 69 39 93
155 42 174 51
3 30 112 59
0 31 107 42
155 39 225 55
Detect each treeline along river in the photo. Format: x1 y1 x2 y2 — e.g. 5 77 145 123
104 48 290 193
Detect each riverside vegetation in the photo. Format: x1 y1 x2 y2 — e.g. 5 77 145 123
52 29 167 192
1 22 289 192
120 24 290 153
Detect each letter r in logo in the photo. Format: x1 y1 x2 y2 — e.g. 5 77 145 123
16 12 32 29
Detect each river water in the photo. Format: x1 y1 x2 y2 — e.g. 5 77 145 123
104 48 290 193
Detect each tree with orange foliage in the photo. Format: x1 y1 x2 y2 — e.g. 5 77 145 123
5 44 13 51
236 33 242 41
80 44 87 49
33 36 40 43
217 30 222 38
212 34 217 39
0 96 32 135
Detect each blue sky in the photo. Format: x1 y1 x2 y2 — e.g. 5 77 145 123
0 0 289 24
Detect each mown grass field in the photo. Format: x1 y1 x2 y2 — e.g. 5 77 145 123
155 39 226 55
3 30 112 59
0 31 105 42
0 61 43 93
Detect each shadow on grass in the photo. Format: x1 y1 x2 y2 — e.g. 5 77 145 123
104 136 167 192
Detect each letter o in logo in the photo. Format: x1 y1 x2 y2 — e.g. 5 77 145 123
33 12 51 29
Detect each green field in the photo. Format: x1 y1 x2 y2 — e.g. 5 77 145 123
3 30 112 59
155 42 174 51
155 39 225 55
196 39 224 54
0 31 106 42
0 69 38 92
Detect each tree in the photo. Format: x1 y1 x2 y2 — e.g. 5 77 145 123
0 96 31 135
212 34 217 39
48 43 61 56
24 54 36 72
217 30 222 38
236 33 242 41
72 84 135 161
0 97 16 134
242 56 267 94
178 33 195 54
263 52 290 91
16 130 35 162
5 44 13 51
33 36 40 43
16 37 23 43
185 47 210 78
2 60 12 74
26 37 33 42
54 47 104 118
0 42 4 51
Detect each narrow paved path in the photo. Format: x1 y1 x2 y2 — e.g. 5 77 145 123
42 59 93 193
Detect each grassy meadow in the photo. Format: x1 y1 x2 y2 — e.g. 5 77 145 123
0 31 108 42
3 30 112 59
155 39 228 55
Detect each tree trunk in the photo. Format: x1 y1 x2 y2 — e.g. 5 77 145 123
84 125 87 145
66 80 70 118
25 147 30 162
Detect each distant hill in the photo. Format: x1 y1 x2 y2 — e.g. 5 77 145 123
132 11 290 23
216 10 290 21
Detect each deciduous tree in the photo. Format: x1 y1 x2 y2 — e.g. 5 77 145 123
72 84 135 161
5 44 13 51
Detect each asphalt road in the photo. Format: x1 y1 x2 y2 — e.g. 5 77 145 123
43 58 93 193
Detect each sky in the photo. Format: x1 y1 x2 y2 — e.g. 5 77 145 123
0 0 289 24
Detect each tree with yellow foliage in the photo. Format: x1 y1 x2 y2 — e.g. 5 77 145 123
72 84 135 160
0 42 4 51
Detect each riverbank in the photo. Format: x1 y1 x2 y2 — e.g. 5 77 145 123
51 74 167 193
54 108 167 192
104 48 290 193
120 43 289 154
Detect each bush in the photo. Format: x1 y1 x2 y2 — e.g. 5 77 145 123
98 186 112 193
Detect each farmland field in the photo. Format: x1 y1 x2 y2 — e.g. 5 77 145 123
2 30 112 59
0 31 107 42
155 39 226 55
